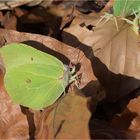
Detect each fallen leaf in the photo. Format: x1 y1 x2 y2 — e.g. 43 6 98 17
127 96 140 132
109 96 140 139
46 86 91 139
0 72 29 139
0 0 49 10
62 13 140 102
0 29 95 139
0 28 94 89
75 0 106 13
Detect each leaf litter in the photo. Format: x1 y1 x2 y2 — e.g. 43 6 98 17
0 0 140 139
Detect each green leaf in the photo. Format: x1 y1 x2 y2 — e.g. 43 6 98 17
113 0 140 17
0 43 70 110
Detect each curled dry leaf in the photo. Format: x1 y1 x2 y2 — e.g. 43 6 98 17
0 0 51 10
109 96 140 139
61 13 140 138
127 96 140 133
0 29 96 139
62 13 140 102
0 0 34 10
0 72 29 139
0 28 94 89
46 86 91 139
127 96 140 116
27 0 53 7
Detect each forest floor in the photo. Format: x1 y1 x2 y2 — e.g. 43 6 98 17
0 0 140 139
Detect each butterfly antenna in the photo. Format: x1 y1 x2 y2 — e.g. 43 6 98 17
74 45 87 64
75 47 80 64
78 52 86 63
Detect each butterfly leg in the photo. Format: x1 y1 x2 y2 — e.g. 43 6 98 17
69 74 81 89
70 66 76 75
69 74 77 83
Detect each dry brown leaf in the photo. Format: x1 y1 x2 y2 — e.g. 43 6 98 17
46 87 91 139
127 96 140 115
0 72 29 139
0 0 51 10
75 0 106 13
27 0 53 7
109 97 140 139
0 29 96 139
0 28 94 89
61 13 140 139
0 0 35 10
62 14 140 102
126 97 140 132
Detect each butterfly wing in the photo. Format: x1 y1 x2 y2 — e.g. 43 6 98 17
0 43 66 110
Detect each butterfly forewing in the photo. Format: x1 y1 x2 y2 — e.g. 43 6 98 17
0 43 67 110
